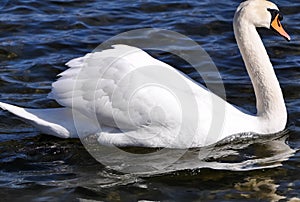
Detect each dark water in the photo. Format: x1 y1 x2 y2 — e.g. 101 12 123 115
0 0 300 201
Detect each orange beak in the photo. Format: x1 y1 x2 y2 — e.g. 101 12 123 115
271 14 291 41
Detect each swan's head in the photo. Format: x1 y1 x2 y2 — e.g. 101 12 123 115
234 0 290 41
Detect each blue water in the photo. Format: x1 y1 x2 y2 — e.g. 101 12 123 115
0 0 300 201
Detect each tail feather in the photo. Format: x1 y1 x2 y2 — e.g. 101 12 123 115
0 102 99 138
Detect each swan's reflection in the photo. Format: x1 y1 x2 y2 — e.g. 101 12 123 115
82 131 295 174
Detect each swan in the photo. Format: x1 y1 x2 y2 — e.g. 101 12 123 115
0 0 291 148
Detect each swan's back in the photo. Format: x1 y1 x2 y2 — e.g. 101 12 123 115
50 45 187 129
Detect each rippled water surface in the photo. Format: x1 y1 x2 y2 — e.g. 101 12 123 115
0 0 300 201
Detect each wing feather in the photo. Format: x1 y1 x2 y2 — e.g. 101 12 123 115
48 45 209 132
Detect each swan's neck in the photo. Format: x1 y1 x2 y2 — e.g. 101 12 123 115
233 17 287 125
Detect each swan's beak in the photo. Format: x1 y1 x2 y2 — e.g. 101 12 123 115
271 14 291 41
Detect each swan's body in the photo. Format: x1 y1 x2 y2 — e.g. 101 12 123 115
0 0 290 148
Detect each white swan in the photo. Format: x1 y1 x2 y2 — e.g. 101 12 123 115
0 0 291 148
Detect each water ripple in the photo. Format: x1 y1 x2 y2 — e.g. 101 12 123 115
0 0 299 201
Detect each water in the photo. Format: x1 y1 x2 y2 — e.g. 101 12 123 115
0 0 300 201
